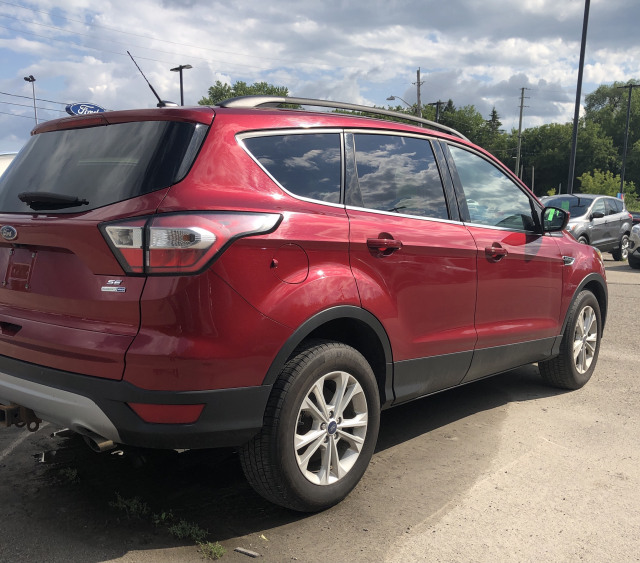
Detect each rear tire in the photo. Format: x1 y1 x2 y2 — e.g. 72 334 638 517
539 290 601 390
611 234 629 261
628 253 640 270
239 340 380 512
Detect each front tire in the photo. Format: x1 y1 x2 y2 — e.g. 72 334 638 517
629 253 640 270
611 234 629 261
577 235 588 245
539 290 602 390
239 341 380 512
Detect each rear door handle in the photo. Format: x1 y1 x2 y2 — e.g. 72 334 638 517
485 243 508 261
367 237 403 255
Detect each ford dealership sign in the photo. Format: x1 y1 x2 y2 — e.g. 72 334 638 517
65 103 107 116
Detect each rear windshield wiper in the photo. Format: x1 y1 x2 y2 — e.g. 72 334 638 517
18 192 90 211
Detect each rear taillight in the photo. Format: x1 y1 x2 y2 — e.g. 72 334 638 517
100 212 281 275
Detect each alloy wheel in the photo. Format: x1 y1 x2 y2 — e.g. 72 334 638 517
294 370 368 485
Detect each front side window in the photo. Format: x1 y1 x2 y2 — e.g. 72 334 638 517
350 134 448 219
242 133 341 204
449 146 536 232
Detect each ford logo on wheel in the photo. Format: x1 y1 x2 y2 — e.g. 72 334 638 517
1 225 18 241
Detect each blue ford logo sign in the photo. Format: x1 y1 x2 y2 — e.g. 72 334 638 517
1 225 18 241
65 103 107 116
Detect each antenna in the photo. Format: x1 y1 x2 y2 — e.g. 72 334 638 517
127 51 176 108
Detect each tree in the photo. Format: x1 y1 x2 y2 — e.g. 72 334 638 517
507 120 618 196
199 80 290 106
578 169 636 197
584 80 640 187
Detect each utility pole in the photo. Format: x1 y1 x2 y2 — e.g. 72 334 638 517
413 68 423 117
514 87 529 177
567 0 590 194
618 83 640 196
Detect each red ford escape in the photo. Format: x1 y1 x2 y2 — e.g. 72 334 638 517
0 97 607 511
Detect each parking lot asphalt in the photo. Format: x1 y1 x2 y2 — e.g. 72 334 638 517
0 257 638 563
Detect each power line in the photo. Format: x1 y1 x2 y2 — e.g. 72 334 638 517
0 99 67 113
0 109 35 119
0 90 67 105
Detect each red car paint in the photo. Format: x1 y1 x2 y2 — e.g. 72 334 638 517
0 102 607 451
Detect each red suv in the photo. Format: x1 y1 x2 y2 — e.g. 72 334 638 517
0 97 607 511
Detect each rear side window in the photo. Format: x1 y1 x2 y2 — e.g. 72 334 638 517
350 134 448 219
606 198 623 214
243 133 341 204
0 121 207 214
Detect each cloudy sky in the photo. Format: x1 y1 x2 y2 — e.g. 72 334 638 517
1 0 639 152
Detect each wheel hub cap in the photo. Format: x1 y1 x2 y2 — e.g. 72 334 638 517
294 370 368 486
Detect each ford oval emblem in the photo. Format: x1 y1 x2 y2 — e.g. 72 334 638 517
1 225 18 241
65 102 107 116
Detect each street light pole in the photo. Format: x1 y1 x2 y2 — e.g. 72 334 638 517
386 95 413 111
170 64 192 106
567 0 590 194
23 75 37 125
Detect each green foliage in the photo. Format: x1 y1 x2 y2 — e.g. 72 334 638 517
198 80 289 106
151 510 175 527
578 169 636 197
168 519 208 543
199 541 226 560
108 493 150 520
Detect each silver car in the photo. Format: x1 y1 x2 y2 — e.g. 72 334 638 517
628 223 640 269
542 194 633 261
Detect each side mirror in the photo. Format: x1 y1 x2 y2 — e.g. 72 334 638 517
543 207 569 232
591 211 605 220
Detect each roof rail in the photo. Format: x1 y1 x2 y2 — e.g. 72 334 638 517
217 95 469 141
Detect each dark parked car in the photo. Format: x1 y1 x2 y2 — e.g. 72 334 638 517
543 194 633 260
0 97 607 511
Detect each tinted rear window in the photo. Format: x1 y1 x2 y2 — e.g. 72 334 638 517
0 121 207 214
544 196 590 218
242 133 341 203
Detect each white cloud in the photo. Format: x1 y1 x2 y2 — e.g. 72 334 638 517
0 0 639 152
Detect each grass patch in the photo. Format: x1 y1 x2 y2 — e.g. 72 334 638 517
108 492 150 520
108 494 225 557
151 509 175 527
199 541 226 560
168 519 208 543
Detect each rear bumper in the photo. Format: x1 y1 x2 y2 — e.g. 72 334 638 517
0 354 270 449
